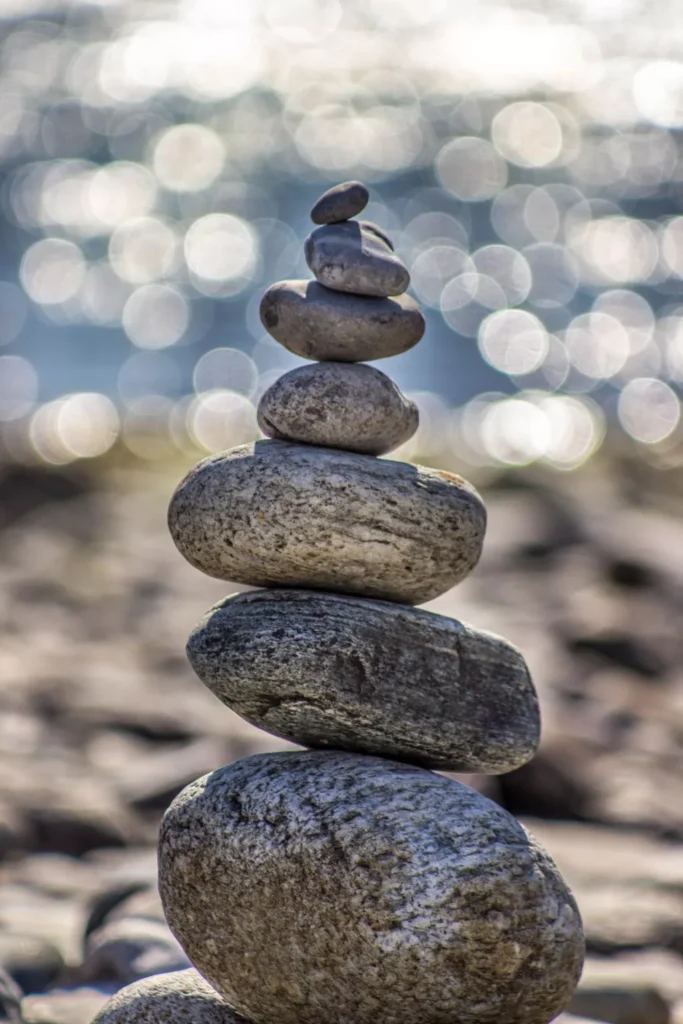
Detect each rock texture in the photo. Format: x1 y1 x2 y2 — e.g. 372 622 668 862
91 970 245 1024
310 181 369 225
259 280 425 362
159 752 584 1024
305 221 410 297
167 440 486 604
257 362 418 455
187 589 540 773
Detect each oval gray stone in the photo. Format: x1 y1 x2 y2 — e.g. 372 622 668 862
310 180 369 224
259 280 425 362
159 752 585 1024
257 363 418 455
305 221 410 297
91 969 246 1024
167 440 486 604
186 589 540 773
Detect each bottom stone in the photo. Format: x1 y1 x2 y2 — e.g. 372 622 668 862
159 751 585 1024
91 969 246 1024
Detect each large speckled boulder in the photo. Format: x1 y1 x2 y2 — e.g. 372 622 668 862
91 969 246 1024
305 221 410 297
187 589 540 773
257 362 418 455
168 440 486 605
159 752 585 1024
259 280 425 362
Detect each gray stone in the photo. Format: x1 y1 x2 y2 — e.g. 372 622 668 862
167 440 486 604
305 221 410 297
310 180 369 224
361 220 394 249
259 280 425 362
91 970 245 1024
81 918 190 985
22 988 111 1024
257 363 418 455
159 752 585 1024
187 589 540 773
0 968 22 1024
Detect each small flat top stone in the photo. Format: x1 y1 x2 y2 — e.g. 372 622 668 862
310 181 369 224
305 221 410 297
91 970 247 1024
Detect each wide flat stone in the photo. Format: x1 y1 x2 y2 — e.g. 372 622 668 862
305 221 410 297
257 363 418 455
187 589 540 773
311 180 369 224
91 969 245 1024
259 280 425 362
159 752 585 1024
167 440 486 605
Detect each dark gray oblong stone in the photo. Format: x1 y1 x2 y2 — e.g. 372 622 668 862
310 180 369 224
305 221 410 297
159 752 585 1024
167 440 486 605
186 589 540 773
257 362 418 455
91 969 246 1024
259 280 425 362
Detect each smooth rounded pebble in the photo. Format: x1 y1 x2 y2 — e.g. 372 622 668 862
305 221 410 297
159 752 585 1024
257 362 418 455
259 280 425 362
91 970 247 1024
167 440 486 604
187 589 540 772
310 180 369 224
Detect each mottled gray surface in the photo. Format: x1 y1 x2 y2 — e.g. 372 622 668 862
257 362 418 455
187 589 540 772
360 220 394 249
168 440 486 604
91 970 245 1024
305 221 410 297
159 752 584 1024
310 180 369 224
259 280 424 362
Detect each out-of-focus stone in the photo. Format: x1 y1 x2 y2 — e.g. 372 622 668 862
21 988 111 1024
81 917 190 985
0 968 22 1024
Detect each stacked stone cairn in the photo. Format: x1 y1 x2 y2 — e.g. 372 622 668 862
94 182 585 1024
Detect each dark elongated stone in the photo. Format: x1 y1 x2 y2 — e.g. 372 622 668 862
187 589 540 773
167 440 486 605
259 280 425 362
305 221 410 297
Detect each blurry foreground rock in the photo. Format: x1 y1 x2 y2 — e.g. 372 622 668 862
0 456 683 1018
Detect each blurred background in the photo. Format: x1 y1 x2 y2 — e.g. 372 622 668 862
2 1 683 1023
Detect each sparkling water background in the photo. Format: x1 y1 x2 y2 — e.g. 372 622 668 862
1 0 683 469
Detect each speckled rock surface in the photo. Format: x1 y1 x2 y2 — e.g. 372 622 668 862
159 752 585 1024
259 280 425 362
91 970 245 1024
310 181 369 224
305 221 410 297
257 363 418 455
167 440 486 604
187 589 539 772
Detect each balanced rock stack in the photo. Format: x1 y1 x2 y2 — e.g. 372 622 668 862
95 183 585 1024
